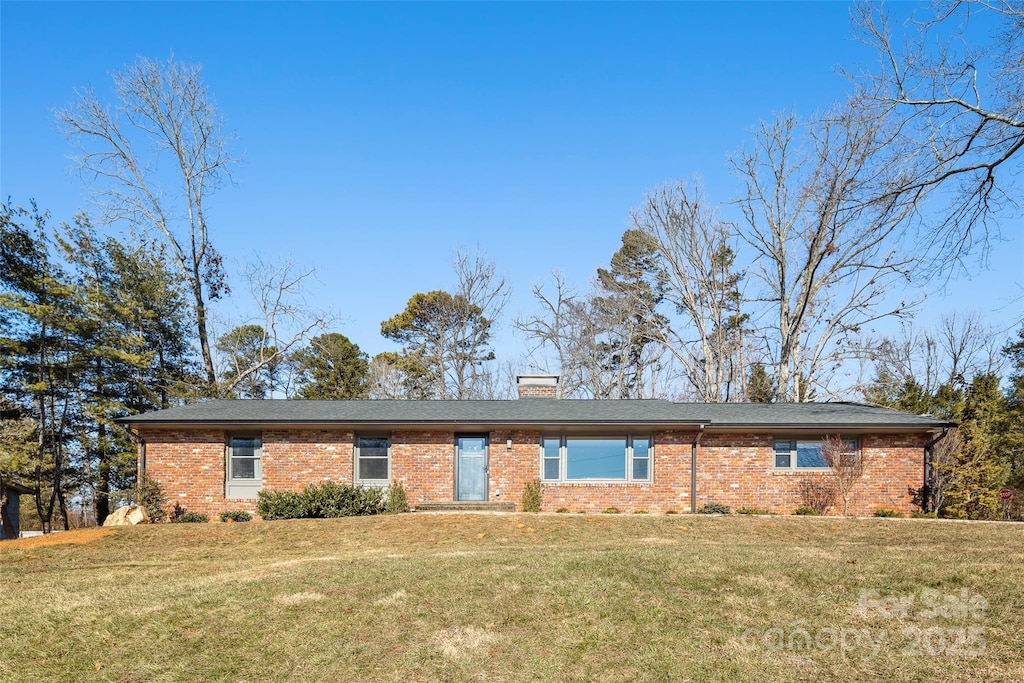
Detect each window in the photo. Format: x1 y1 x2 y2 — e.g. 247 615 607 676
632 437 651 480
226 435 262 499
355 436 390 484
542 437 560 480
540 435 652 482
773 437 859 470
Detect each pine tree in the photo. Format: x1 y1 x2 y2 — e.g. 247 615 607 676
931 374 1009 519
293 333 369 400
595 230 668 398
380 291 494 400
998 329 1024 490
55 220 193 523
745 364 776 403
0 202 83 532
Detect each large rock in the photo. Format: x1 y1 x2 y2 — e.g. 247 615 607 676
103 505 151 527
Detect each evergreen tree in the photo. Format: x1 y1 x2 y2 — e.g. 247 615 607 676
931 374 1009 519
293 333 369 400
998 328 1024 489
2 201 195 528
380 290 494 399
55 220 193 523
0 202 83 532
595 229 669 398
745 364 776 403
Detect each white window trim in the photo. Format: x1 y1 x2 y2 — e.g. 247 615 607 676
772 436 860 471
539 435 653 483
354 434 391 487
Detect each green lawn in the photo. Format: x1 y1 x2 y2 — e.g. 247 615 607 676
2 514 1022 682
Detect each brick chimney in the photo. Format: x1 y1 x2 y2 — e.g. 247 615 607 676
516 374 559 399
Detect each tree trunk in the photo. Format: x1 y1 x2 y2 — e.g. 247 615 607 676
193 280 217 391
0 476 16 540
96 422 110 526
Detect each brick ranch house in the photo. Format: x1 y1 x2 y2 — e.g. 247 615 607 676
119 375 953 517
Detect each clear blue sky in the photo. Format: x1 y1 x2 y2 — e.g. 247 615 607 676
2 1 1020 363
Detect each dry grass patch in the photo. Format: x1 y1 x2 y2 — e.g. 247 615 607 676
1 514 1022 682
2 526 113 550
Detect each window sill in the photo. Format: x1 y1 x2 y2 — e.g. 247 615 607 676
356 480 390 488
771 469 832 475
541 480 653 486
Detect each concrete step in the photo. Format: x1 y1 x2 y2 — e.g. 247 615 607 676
415 501 516 512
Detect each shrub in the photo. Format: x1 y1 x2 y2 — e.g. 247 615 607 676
307 481 385 518
137 472 167 523
556 507 570 513
698 502 731 515
912 511 937 519
256 483 386 520
798 478 838 515
633 509 649 514
602 507 620 514
737 507 772 515
256 490 307 520
521 479 543 513
794 505 821 516
173 511 209 523
874 508 903 518
665 510 678 515
220 510 252 523
385 481 409 514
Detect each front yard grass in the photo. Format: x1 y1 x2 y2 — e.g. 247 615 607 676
1 514 1022 682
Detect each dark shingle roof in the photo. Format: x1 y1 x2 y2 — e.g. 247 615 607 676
120 399 952 430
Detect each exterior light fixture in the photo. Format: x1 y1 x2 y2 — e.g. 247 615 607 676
506 438 513 451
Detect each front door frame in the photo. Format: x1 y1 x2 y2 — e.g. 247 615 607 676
454 433 489 501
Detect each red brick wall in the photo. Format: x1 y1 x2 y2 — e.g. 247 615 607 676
488 430 542 508
390 430 455 504
694 432 927 516
141 428 229 518
517 385 557 398
263 429 354 491
139 427 928 518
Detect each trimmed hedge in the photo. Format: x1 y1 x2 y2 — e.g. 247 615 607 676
256 481 387 520
220 510 252 522
172 511 209 523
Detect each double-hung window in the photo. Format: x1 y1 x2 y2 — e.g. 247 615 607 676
226 435 263 498
541 435 652 482
355 436 390 486
774 437 859 470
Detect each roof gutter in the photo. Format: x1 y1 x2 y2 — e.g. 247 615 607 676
922 427 950 513
691 424 706 513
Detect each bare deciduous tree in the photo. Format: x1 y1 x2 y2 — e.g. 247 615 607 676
631 181 748 401
515 273 595 398
862 310 1006 400
451 250 510 399
734 109 920 402
850 0 1024 266
367 352 432 400
515 273 654 399
928 427 964 514
822 435 865 516
57 55 235 390
216 257 333 398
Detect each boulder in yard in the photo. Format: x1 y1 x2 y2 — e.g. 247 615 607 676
103 505 151 527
